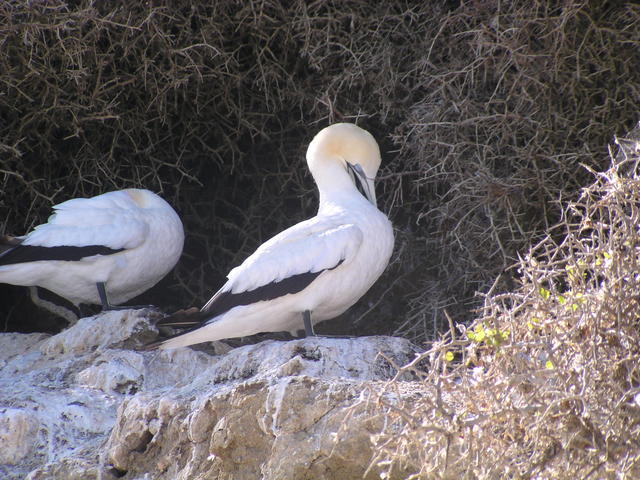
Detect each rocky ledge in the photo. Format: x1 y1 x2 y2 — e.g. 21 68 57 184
0 310 420 479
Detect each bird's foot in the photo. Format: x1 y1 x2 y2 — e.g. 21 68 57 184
96 282 159 313
300 310 355 338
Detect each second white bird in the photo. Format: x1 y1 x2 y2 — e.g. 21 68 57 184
0 189 184 317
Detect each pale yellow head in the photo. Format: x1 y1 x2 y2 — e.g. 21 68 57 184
124 189 174 210
306 123 382 205
125 189 153 208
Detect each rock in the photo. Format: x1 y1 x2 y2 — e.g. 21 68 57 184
0 310 420 480
76 350 145 395
0 407 38 465
0 311 159 480
39 309 158 355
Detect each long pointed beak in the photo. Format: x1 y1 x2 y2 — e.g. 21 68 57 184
347 163 377 207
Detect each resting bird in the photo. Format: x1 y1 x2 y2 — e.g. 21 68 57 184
0 189 184 318
151 123 394 349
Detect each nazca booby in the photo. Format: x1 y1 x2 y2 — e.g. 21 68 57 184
0 189 184 315
152 123 394 349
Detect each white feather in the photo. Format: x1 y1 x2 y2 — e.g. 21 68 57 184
23 191 150 250
225 220 363 294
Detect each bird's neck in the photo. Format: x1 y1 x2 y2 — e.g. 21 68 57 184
318 185 373 214
312 164 361 208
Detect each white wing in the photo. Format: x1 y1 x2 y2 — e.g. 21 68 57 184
22 190 148 250
201 216 363 310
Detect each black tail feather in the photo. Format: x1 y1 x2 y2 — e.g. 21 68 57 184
0 235 22 255
154 307 206 328
140 337 170 351
142 307 208 350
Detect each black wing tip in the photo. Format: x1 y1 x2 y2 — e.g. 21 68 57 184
0 244 125 266
203 268 332 319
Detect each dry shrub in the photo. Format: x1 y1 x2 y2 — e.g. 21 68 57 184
391 0 640 342
367 128 640 478
0 1 639 338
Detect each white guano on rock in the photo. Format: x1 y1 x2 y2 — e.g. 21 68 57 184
0 310 419 480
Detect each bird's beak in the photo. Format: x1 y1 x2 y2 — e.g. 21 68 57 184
347 163 377 207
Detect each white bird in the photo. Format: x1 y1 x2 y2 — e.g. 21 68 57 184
152 123 394 350
0 189 184 318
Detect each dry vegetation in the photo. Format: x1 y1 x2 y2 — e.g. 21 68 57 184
1 0 639 341
367 131 640 478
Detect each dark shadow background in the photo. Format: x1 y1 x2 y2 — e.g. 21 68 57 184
1 0 639 343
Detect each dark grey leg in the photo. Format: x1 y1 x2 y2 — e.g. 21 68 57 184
303 310 315 337
300 309 354 339
303 308 355 339
96 282 113 310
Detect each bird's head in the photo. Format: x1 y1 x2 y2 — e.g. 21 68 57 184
306 123 382 206
124 189 161 208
